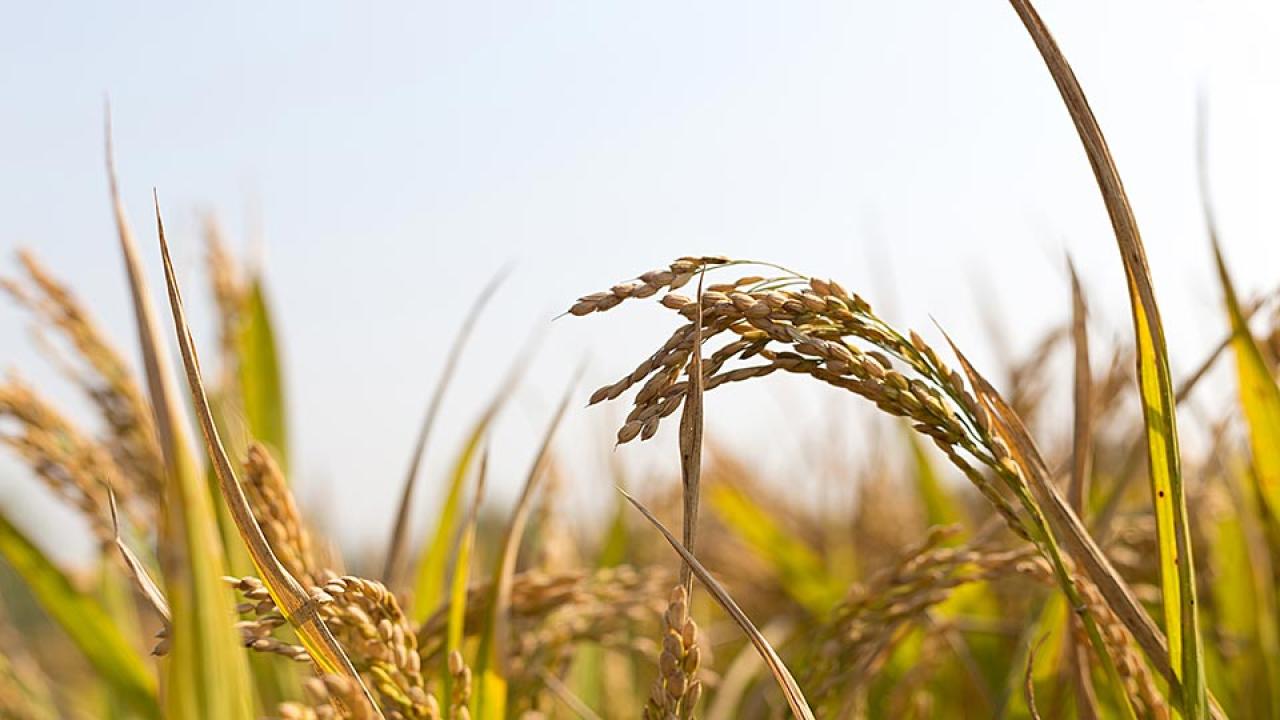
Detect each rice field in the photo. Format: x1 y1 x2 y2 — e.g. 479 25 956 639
1 2 1277 719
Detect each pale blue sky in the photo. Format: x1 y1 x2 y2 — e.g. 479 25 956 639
2 1 1277 558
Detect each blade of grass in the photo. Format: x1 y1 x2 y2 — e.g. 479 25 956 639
620 490 816 720
1203 126 1280 711
443 448 487 710
153 196 382 717
209 393 299 713
382 267 510 587
472 368 582 720
409 337 534 622
1210 461 1280 716
1004 2 1206 714
96 557 144 720
0 509 159 719
949 341 1141 636
104 106 194 473
408 409 491 623
1091 293 1271 541
107 113 255 718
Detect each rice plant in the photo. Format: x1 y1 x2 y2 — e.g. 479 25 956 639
1 2 1276 718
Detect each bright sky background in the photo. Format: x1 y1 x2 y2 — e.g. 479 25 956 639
2 1 1278 561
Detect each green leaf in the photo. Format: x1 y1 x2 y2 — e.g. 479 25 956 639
0 510 159 719
237 279 288 471
382 267 508 587
158 418 258 720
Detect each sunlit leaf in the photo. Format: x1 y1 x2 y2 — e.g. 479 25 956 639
1005 2 1206 713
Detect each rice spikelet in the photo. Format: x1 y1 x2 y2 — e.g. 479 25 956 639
643 586 702 720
